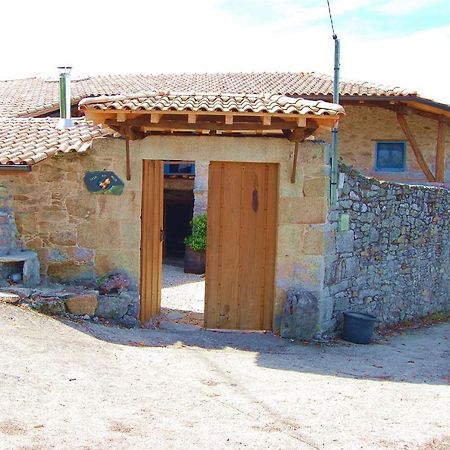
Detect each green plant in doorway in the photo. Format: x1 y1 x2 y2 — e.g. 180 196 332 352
184 213 207 252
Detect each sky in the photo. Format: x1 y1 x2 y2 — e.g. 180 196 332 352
1 0 449 103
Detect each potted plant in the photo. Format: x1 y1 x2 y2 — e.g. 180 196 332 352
184 213 207 274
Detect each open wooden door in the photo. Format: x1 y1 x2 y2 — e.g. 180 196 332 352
205 162 278 330
140 160 164 323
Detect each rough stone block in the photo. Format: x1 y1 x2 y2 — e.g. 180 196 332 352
48 231 77 247
47 262 94 283
336 230 354 253
32 298 66 315
23 253 40 287
95 294 130 320
65 293 98 316
302 226 325 255
276 224 303 257
98 271 134 294
119 315 139 328
281 288 320 340
280 197 328 224
293 256 325 291
303 177 328 198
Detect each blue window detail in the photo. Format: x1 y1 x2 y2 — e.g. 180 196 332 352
164 162 195 176
375 142 406 172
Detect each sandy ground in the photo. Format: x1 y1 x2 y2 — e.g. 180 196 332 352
161 264 205 313
0 300 449 450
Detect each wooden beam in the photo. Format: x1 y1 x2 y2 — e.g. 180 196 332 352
435 120 446 182
107 118 301 132
225 114 233 125
125 136 131 181
262 116 271 126
188 113 197 124
86 107 337 121
396 113 436 182
117 112 127 122
296 117 306 127
285 126 318 142
291 141 299 183
109 124 147 141
150 113 160 124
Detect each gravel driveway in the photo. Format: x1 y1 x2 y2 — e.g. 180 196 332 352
1 302 449 450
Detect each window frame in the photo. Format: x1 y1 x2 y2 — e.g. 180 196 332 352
374 141 406 173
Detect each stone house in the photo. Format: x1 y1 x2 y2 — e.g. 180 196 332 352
0 72 448 337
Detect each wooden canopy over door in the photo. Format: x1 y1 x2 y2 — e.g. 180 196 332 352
205 162 278 330
140 160 164 323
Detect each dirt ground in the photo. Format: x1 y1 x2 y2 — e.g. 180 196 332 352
0 298 449 450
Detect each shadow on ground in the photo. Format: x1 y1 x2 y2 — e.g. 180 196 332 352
60 310 450 387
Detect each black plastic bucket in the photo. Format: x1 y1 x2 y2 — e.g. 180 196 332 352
342 312 377 344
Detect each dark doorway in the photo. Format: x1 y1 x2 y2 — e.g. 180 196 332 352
163 189 194 264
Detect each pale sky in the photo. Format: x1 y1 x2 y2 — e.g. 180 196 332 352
1 0 449 103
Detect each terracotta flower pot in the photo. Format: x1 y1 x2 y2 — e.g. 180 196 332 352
184 245 206 274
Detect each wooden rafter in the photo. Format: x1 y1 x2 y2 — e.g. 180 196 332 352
396 113 436 182
435 120 446 182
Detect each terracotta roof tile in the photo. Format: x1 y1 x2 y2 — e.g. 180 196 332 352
79 92 344 116
0 118 111 166
0 72 417 118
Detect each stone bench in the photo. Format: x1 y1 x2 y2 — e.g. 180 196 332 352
0 251 40 287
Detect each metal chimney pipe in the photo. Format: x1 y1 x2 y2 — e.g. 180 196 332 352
57 66 73 129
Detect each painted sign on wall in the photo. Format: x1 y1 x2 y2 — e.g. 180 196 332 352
83 171 124 195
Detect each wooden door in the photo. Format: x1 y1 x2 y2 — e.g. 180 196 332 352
140 160 164 323
205 162 278 330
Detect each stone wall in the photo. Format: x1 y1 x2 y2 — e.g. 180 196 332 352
2 148 141 286
316 105 449 184
324 164 450 331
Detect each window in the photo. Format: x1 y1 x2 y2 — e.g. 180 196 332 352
375 141 406 172
164 161 195 176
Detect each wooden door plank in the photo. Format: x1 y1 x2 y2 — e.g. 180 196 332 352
262 164 278 330
204 162 222 328
216 163 243 328
140 160 163 323
237 163 264 329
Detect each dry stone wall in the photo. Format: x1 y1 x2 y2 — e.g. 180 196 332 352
325 164 450 331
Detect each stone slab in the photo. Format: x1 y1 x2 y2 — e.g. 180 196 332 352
65 293 98 316
0 251 37 262
0 291 20 303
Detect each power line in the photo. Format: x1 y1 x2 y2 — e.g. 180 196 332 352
326 0 337 39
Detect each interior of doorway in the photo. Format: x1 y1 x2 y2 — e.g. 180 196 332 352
160 161 205 328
